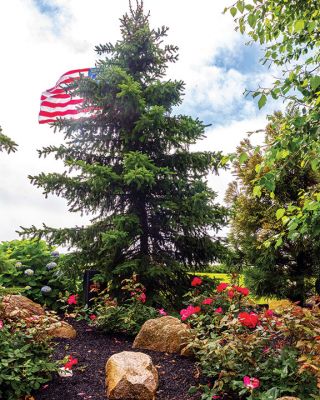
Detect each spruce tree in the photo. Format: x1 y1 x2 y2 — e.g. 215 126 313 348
22 1 226 305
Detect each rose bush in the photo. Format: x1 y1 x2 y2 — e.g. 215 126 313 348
183 278 320 399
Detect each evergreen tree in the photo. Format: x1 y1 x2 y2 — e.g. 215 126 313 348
0 125 18 154
22 1 226 305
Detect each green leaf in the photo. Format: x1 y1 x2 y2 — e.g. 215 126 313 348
275 237 283 249
258 94 267 109
247 14 256 28
276 208 285 220
253 185 262 198
310 76 320 90
239 152 249 164
230 7 237 17
236 1 245 13
294 19 305 32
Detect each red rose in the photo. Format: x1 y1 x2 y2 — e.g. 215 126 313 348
214 307 223 314
228 290 235 299
67 294 78 305
238 311 259 328
216 282 228 292
202 298 214 305
191 277 202 287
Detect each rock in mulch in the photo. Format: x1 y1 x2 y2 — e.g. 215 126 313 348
276 397 301 400
34 319 201 400
106 351 158 399
133 316 192 355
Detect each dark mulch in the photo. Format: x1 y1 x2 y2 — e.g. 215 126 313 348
34 319 202 400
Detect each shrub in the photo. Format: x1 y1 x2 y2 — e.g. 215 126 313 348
0 239 67 310
0 314 57 400
89 274 159 336
183 278 320 399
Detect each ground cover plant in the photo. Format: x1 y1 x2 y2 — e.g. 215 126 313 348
183 277 320 399
0 301 58 400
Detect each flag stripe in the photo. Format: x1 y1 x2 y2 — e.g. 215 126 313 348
39 68 93 124
41 98 84 108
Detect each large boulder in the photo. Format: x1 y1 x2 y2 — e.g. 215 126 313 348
1 294 45 318
133 316 192 355
106 351 158 399
1 294 76 339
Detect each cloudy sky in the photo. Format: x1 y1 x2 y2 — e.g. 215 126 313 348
0 0 279 243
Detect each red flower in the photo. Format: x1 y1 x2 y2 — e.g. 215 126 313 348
214 307 223 314
238 287 250 296
265 309 274 318
243 376 260 389
89 314 96 320
138 292 146 303
67 294 78 305
0 320 3 329
158 308 167 316
228 290 235 299
216 282 228 292
202 298 214 305
238 312 259 328
180 305 201 321
191 277 202 287
64 355 78 370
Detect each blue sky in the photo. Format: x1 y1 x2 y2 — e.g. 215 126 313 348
0 0 277 242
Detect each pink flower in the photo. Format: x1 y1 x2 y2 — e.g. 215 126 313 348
216 282 228 292
158 308 167 316
64 355 78 370
202 298 214 305
214 307 223 314
0 320 3 329
191 277 202 287
138 292 146 303
228 290 235 299
263 346 270 353
212 396 221 399
180 305 201 321
89 314 96 320
243 376 260 389
67 294 78 305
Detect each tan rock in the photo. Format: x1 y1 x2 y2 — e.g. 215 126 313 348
47 320 77 339
1 295 76 339
276 397 301 400
106 351 158 399
133 316 192 355
1 295 45 318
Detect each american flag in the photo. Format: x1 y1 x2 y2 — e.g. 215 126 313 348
39 68 98 124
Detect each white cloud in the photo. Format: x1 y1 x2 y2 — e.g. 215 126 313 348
0 0 275 242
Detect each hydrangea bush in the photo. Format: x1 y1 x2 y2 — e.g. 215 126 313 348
183 278 320 399
0 240 68 310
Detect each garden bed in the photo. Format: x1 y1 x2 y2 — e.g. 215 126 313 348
34 319 201 400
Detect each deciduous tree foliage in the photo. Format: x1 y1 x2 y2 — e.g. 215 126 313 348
226 112 320 303
226 0 320 243
21 1 226 304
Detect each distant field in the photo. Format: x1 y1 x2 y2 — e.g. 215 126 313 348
194 272 290 309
